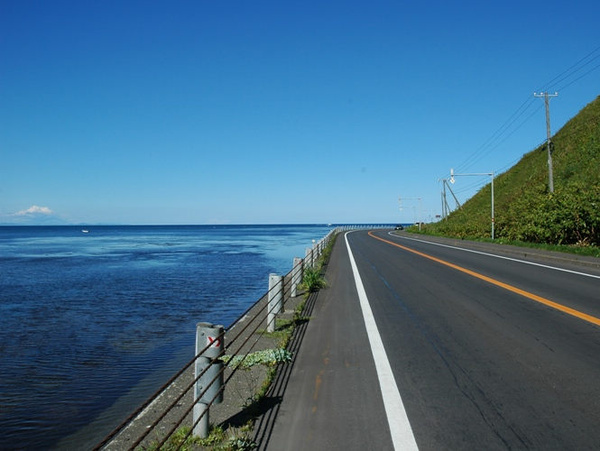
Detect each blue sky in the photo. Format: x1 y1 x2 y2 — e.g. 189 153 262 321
1 0 599 225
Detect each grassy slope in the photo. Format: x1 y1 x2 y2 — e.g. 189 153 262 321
425 95 600 248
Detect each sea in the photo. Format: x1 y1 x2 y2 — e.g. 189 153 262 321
0 224 333 450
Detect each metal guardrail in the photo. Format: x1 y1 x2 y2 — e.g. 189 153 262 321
94 227 342 450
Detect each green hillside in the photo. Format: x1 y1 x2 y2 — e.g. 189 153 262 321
424 95 600 248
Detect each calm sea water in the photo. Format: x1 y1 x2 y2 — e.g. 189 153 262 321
0 224 331 449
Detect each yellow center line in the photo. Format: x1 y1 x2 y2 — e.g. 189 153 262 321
368 231 600 327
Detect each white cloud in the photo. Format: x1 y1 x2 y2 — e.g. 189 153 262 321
15 205 54 216
0 205 65 224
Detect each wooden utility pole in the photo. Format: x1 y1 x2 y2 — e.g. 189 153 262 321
534 91 558 193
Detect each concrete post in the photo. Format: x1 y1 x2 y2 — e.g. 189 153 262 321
305 247 312 268
267 274 283 333
291 257 302 297
194 323 224 438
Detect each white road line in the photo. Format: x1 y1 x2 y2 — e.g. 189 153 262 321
392 232 600 280
345 232 419 451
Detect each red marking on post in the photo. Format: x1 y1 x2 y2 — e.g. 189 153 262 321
207 336 221 348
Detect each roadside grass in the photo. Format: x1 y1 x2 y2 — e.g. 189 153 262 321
405 226 600 258
300 232 335 293
300 266 326 292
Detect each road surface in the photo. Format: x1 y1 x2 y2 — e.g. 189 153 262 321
263 230 600 450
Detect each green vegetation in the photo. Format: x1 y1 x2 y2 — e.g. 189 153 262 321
144 426 202 450
222 348 292 370
301 266 327 292
301 234 335 292
422 96 600 253
194 424 256 450
145 422 256 451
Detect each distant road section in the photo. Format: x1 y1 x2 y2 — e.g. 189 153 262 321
265 230 600 450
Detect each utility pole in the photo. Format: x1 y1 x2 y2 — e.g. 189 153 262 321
438 179 461 219
441 181 448 219
445 179 461 210
534 91 558 193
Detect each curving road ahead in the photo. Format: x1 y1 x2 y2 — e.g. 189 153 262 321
263 230 600 450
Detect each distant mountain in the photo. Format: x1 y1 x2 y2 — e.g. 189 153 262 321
426 95 600 247
0 216 68 226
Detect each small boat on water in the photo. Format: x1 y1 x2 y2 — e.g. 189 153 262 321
81 229 89 233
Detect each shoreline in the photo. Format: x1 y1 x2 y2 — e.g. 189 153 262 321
92 285 310 449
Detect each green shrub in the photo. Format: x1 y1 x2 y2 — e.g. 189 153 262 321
301 267 326 292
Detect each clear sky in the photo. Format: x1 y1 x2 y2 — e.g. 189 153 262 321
1 0 599 225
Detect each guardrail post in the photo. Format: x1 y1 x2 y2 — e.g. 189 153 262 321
194 323 224 438
291 257 302 297
267 274 283 333
305 247 312 268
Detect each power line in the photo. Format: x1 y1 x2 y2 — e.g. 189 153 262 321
453 179 487 195
546 54 600 91
438 45 599 211
459 102 543 173
446 45 599 180
540 45 600 92
556 60 600 92
454 97 537 173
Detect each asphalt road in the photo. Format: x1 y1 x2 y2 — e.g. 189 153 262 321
264 230 600 450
